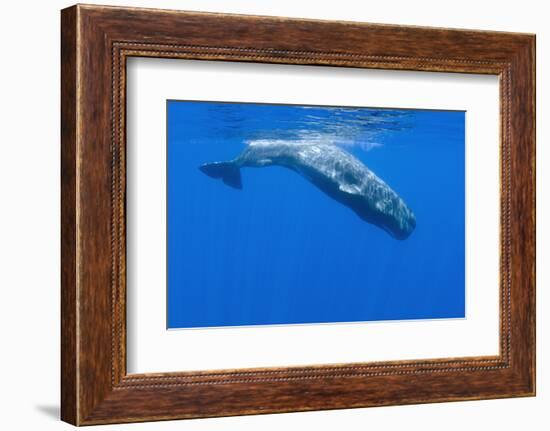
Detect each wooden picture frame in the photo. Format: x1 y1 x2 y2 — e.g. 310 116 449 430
61 4 535 425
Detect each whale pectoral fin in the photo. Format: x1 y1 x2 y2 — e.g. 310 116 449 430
339 183 360 195
200 162 242 190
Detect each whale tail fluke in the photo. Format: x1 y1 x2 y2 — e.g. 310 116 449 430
200 161 242 190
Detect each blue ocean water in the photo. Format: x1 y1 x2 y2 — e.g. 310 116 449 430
167 100 465 329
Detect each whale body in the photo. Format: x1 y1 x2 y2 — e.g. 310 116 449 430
199 141 416 239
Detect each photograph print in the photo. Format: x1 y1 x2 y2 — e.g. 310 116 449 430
167 100 465 329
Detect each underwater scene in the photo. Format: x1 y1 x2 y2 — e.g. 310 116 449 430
167 100 465 329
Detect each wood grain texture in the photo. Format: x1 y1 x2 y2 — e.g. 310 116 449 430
61 4 536 425
60 5 78 425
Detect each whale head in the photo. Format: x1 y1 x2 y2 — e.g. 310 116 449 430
387 208 416 240
376 200 416 240
352 194 416 240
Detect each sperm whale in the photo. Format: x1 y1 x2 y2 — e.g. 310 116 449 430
199 140 416 239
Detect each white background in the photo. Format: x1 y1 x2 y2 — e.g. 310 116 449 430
127 59 500 373
0 0 546 430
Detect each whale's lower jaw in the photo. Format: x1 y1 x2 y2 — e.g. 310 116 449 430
383 220 416 240
354 207 416 240
367 206 416 240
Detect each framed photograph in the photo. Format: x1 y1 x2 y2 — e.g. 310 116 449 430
61 4 535 425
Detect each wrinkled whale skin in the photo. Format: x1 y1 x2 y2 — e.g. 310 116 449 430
200 141 416 239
